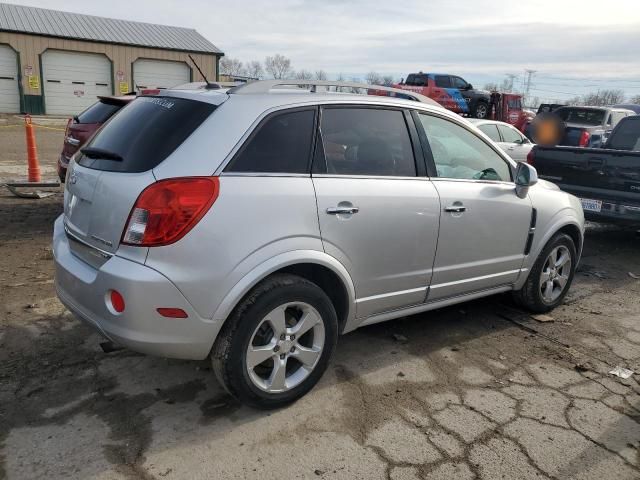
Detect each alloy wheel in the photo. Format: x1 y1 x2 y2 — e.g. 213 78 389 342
246 302 325 393
540 245 572 303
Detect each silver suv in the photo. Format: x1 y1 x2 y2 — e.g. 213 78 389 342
54 80 585 408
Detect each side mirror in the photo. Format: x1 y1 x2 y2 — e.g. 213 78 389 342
466 83 473 90
515 162 538 198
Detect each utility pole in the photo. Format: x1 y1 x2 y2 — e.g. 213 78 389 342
504 73 518 92
524 69 536 105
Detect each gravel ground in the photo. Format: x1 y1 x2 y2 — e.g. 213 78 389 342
0 123 639 480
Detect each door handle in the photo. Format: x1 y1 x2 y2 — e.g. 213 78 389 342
444 205 466 213
326 206 359 215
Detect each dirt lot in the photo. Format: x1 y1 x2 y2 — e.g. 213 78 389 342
0 123 639 480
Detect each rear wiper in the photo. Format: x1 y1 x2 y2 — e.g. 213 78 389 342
80 147 123 161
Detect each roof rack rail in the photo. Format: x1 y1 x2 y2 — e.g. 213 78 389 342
227 80 440 105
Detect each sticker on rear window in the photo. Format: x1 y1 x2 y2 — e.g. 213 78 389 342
139 97 175 109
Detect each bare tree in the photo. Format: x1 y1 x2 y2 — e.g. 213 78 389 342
336 72 346 82
365 71 383 85
581 89 625 106
265 54 293 79
630 95 640 105
483 82 499 92
245 60 264 80
295 69 313 80
382 75 395 86
314 70 328 81
219 57 244 77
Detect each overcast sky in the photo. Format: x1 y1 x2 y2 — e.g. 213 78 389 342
8 0 640 102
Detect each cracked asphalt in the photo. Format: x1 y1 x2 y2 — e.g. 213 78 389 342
1 126 639 479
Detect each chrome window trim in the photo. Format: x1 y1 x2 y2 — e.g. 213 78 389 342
312 174 430 181
220 172 310 178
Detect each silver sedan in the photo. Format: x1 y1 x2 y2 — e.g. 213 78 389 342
470 119 534 162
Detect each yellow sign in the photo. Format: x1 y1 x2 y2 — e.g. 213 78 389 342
119 81 129 94
28 75 40 90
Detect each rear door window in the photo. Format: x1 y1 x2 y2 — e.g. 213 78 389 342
316 107 416 177
435 76 452 88
478 124 501 142
78 96 216 173
226 108 316 173
76 100 122 124
405 74 428 86
497 125 523 143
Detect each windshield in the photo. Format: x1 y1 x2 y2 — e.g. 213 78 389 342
77 96 216 173
555 108 606 126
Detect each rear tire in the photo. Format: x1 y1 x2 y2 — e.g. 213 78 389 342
211 273 338 409
513 233 577 313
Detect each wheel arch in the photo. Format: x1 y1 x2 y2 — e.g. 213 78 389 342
212 251 356 334
516 215 584 290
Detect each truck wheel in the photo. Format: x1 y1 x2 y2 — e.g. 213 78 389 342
473 101 489 119
211 273 338 409
513 233 577 313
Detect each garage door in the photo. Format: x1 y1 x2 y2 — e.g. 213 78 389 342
0 45 19 113
133 59 190 89
42 50 111 115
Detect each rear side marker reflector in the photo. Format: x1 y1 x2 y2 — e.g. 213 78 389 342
157 308 188 318
122 177 219 247
109 290 125 313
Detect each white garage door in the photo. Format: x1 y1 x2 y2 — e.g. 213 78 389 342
0 45 19 113
42 50 111 115
133 59 190 90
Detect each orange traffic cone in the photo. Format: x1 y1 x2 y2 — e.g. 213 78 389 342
24 115 41 183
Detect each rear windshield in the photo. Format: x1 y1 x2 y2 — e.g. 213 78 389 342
607 117 640 151
77 96 216 173
76 100 122 124
555 108 605 126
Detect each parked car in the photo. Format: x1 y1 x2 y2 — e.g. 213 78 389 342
58 94 136 181
54 80 584 408
392 72 492 118
611 104 640 115
528 114 640 224
531 106 635 148
470 119 534 162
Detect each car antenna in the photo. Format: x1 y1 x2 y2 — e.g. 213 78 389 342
188 54 220 90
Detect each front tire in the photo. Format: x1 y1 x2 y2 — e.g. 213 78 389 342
211 274 338 408
514 233 577 313
472 101 489 119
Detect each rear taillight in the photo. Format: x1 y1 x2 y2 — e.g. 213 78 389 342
526 149 535 165
122 177 219 247
578 131 591 147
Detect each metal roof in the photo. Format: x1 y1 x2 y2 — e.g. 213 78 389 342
0 3 222 54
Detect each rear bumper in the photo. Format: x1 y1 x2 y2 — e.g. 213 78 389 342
53 215 222 359
583 201 640 225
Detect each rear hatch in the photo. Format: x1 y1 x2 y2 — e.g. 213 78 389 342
64 95 217 261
